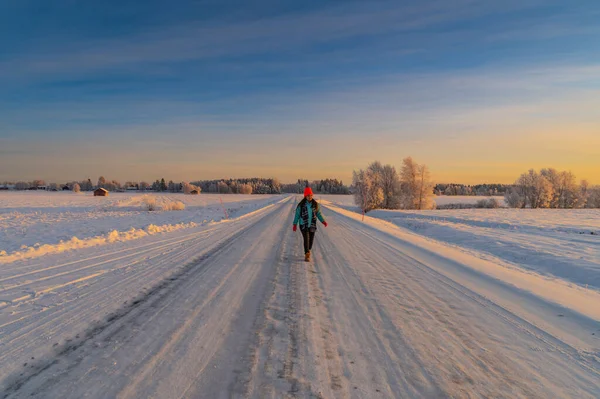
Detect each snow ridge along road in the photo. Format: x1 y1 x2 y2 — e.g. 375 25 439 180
1 198 599 398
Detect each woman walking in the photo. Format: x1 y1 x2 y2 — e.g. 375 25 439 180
292 187 327 261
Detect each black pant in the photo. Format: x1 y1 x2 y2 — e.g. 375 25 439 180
301 229 315 254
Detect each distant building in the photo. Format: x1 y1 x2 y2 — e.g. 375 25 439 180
94 188 109 197
62 185 70 191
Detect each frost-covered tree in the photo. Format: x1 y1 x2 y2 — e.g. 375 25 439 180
586 186 600 208
355 162 402 210
399 157 419 209
79 179 93 191
444 185 456 196
31 180 46 188
415 164 435 210
558 171 580 208
514 169 553 209
399 157 435 209
239 183 253 194
139 181 150 191
218 181 230 194
580 180 589 208
539 168 580 208
540 168 561 208
380 164 402 209
182 182 201 194
97 176 106 189
352 169 384 212
48 183 59 191
504 188 525 208
72 183 81 193
271 178 281 194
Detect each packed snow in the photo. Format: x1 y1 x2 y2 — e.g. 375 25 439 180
0 193 598 397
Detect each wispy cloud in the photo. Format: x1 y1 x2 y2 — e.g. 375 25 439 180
0 0 564 79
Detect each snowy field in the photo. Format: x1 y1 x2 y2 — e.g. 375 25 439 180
321 195 600 291
0 193 598 397
0 191 283 262
318 194 506 207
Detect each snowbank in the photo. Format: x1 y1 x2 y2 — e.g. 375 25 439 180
0 222 197 263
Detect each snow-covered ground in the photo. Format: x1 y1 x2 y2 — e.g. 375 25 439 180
0 192 283 262
321 195 600 292
0 194 598 397
317 194 507 207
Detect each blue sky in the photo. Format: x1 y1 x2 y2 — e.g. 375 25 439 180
1 0 599 184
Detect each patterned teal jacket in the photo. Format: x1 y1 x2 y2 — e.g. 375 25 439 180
293 198 326 231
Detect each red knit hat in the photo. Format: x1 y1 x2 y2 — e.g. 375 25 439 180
303 187 313 197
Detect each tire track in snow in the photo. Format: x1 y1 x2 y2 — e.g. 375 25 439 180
314 226 442 398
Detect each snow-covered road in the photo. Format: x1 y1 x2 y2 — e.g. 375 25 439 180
1 198 598 398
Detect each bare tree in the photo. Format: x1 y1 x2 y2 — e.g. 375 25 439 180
72 183 81 193
15 181 30 190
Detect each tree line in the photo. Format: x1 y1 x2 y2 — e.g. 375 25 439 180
280 179 350 194
191 178 280 194
1 176 350 195
434 183 510 196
